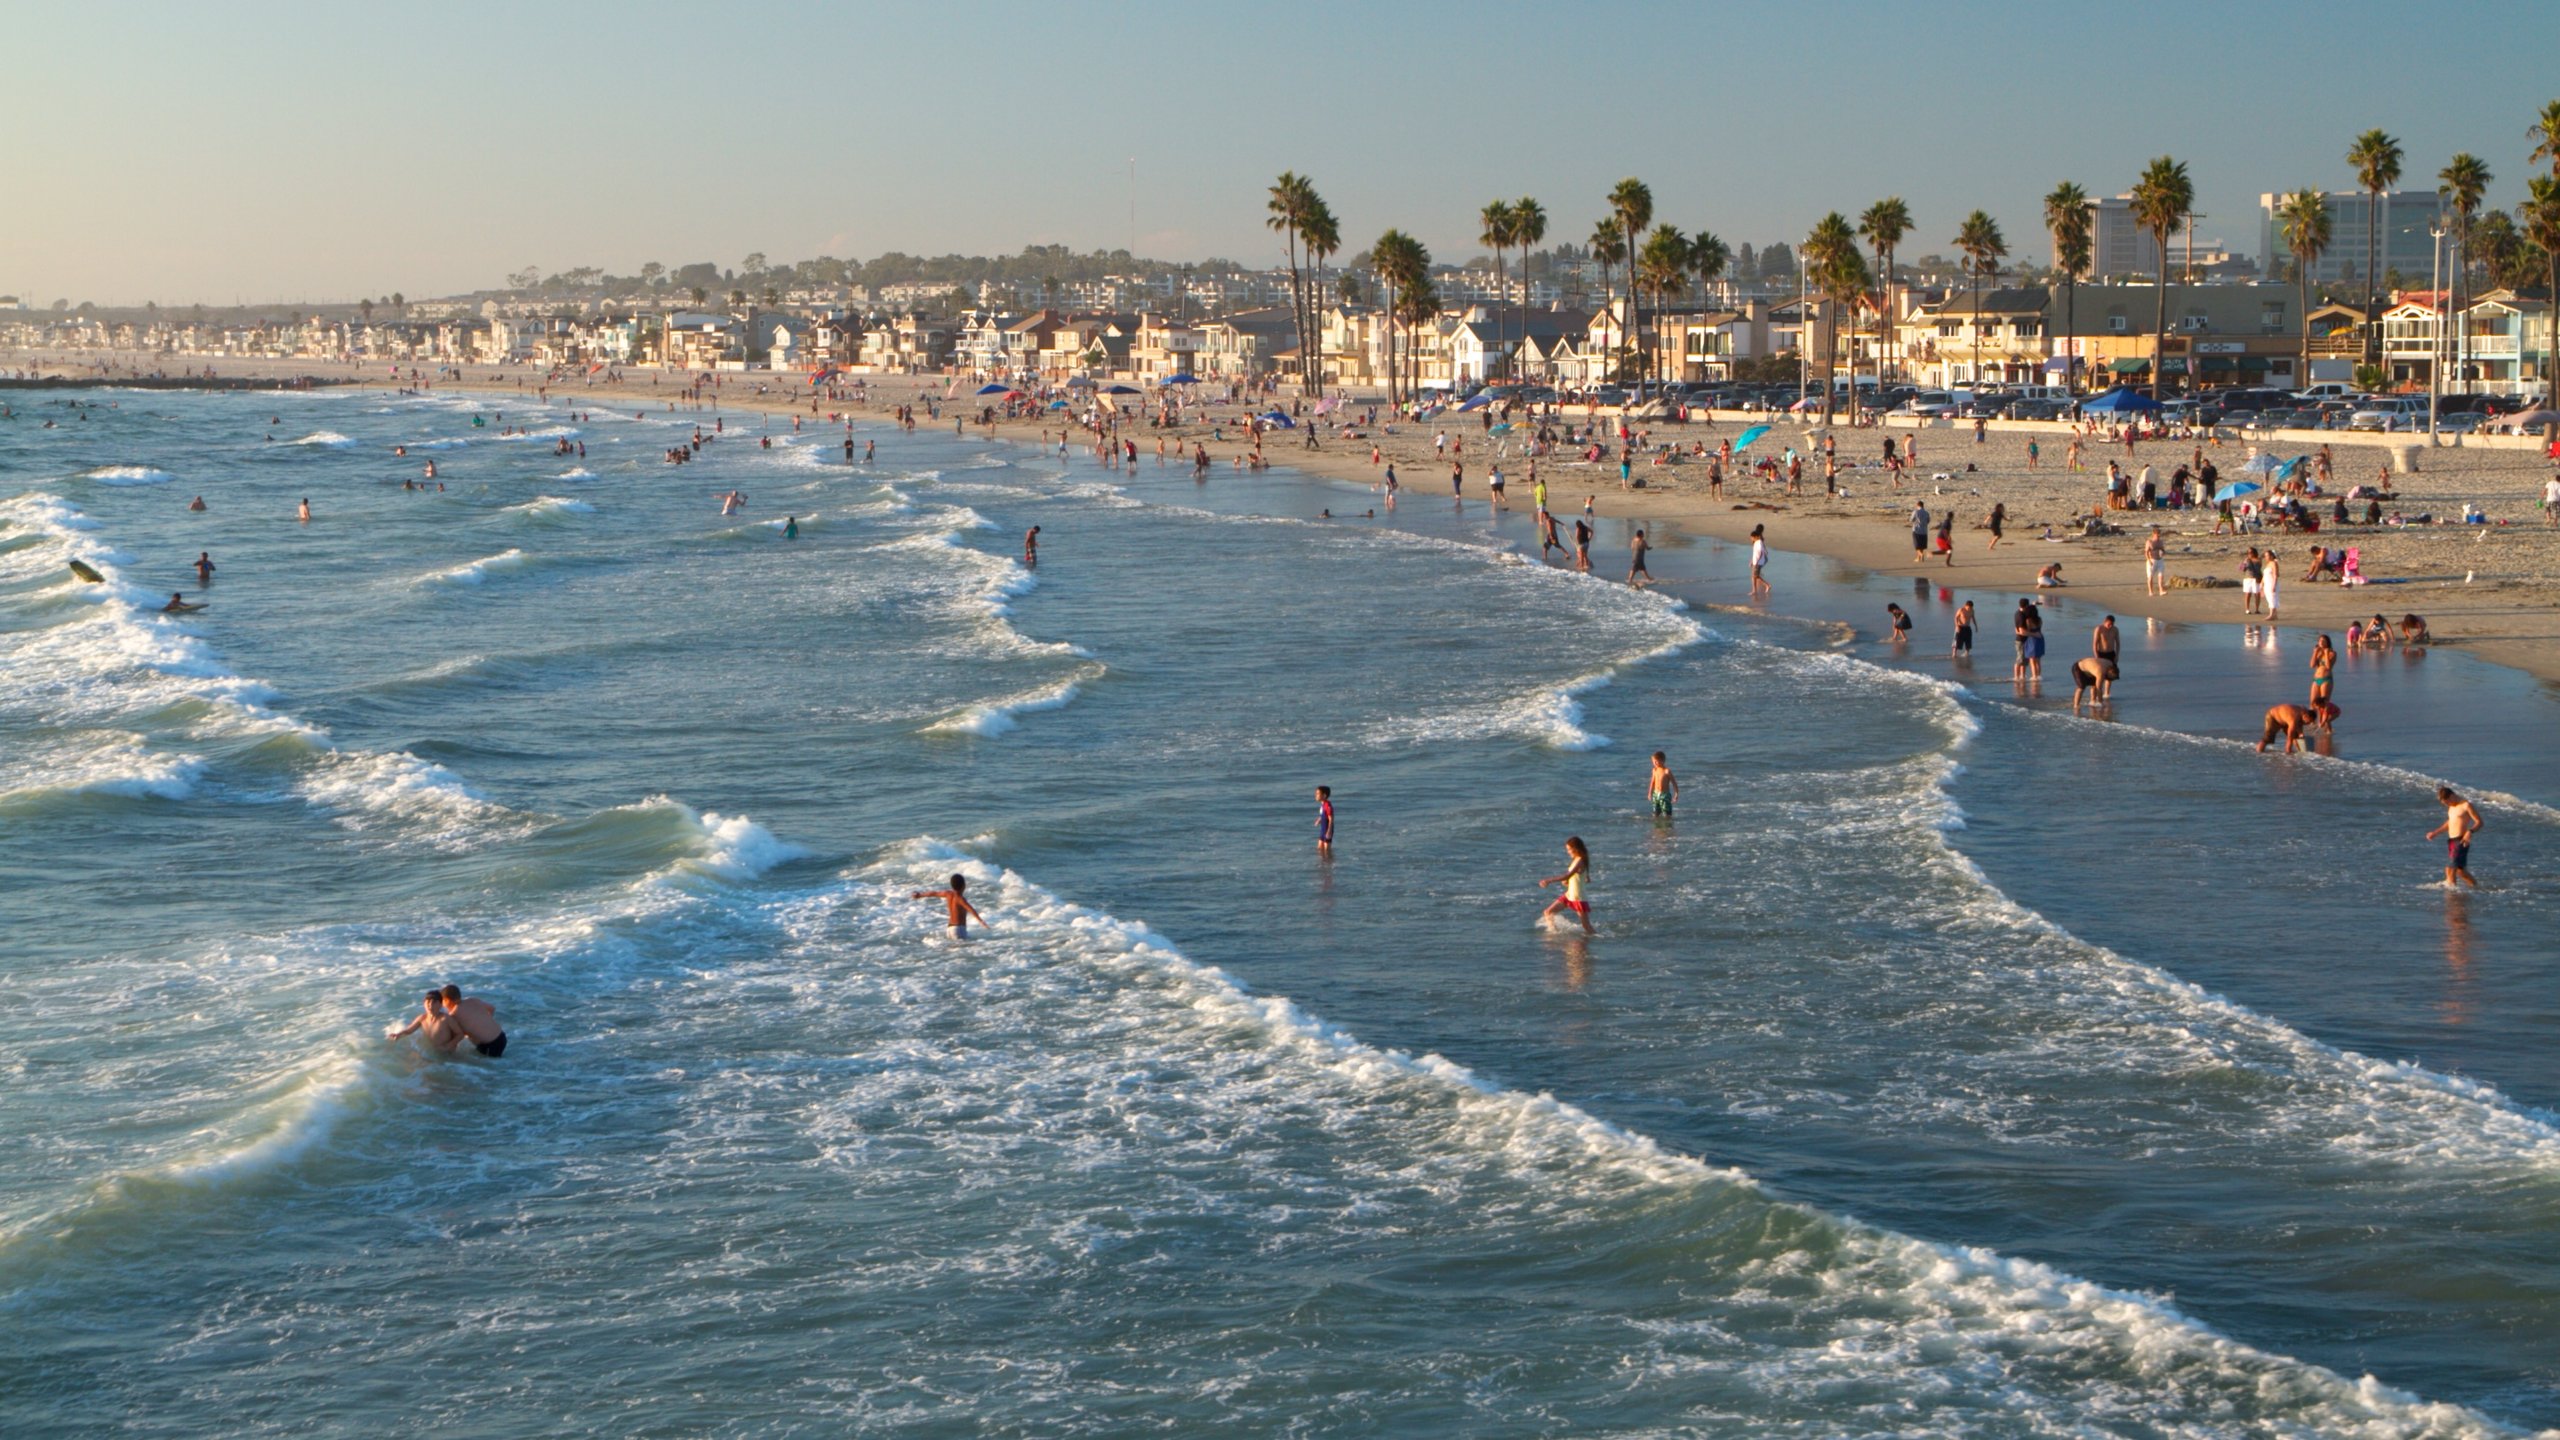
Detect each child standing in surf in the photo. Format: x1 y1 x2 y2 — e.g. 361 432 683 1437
912 874 991 939
1538 837 1594 934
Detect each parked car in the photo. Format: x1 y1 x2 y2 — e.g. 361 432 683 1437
1897 390 1962 418
2003 399 2065 420
2435 411 2489 434
2348 398 2424 431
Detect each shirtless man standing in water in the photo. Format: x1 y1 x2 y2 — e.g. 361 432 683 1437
438 984 506 1058
912 874 992 939
2427 787 2484 888
386 991 461 1053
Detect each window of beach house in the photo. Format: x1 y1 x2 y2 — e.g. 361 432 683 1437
2107 315 2128 333
2262 305 2285 332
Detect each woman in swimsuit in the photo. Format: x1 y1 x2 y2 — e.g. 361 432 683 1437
1537 837 1594 935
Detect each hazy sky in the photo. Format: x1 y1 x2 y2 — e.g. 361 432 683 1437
8 0 2557 305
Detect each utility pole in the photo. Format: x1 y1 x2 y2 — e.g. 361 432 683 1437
2428 222 2445 440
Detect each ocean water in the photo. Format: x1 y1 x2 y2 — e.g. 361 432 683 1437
4 389 2558 1438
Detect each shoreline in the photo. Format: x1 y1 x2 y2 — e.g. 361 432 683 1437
15 351 2559 686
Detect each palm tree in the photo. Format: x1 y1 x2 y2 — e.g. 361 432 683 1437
1302 198 1340 390
1478 200 1515 381
2532 100 2560 418
2129 156 2194 398
1609 178 1654 383
2525 175 2560 413
1689 231 1730 383
2346 129 2403 365
2042 183 2090 392
1638 225 1690 387
1398 275 1440 403
1267 172 1314 391
2278 188 2334 395
1802 213 1868 423
2438 153 2492 390
1373 230 1429 406
1589 218 1626 382
1511 196 1547 381
2470 208 2527 292
1858 198 1912 387
1953 210 2007 392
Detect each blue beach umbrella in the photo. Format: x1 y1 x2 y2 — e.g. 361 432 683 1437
1164 374 1199 385
1105 384 1141 395
974 382 1012 395
1733 423 1772 451
2272 456 2306 484
1456 394 1492 411
1046 398 1070 410
2238 452 2288 476
1260 411 1296 428
2079 387 2162 415
2212 480 2262 504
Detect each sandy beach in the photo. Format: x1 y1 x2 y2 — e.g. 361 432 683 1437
16 349 2560 682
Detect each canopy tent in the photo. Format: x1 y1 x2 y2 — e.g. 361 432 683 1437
2079 387 2162 415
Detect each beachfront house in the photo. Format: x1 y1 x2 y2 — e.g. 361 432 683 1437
1195 307 1296 380
1656 303 1770 384
658 312 746 369
2456 291 2554 397
2380 294 2449 390
1449 306 1592 384
1896 287 2051 389
1130 313 1202 382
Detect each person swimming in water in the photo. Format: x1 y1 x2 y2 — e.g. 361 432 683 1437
162 592 204 613
782 516 799 540
912 874 991 939
1024 526 1039 569
188 495 207 512
195 552 215 584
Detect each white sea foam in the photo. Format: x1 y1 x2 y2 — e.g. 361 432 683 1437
847 839 2519 1438
78 465 175 486
1751 639 2560 1172
925 665 1103 737
626 798 810 887
508 495 596 518
0 731 202 807
421 548 533 586
285 430 356 448
488 424 580 443
556 467 595 480
0 492 523 847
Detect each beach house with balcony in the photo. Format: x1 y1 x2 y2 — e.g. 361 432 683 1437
2455 291 2553 397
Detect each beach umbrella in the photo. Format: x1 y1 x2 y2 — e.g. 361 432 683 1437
2079 387 2162 415
1165 374 1200 385
1489 422 1514 434
2238 452 2288 475
1456 394 1491 411
2272 457 2306 484
1733 423 1772 451
2212 480 2262 503
1104 384 1140 395
1260 411 1296 428
1045 398 1069 409
974 382 1011 395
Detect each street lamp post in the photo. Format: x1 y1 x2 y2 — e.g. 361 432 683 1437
2428 222 2445 441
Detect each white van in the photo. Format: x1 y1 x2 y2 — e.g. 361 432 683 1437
2295 382 2354 401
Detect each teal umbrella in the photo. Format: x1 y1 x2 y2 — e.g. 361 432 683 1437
1734 423 1772 451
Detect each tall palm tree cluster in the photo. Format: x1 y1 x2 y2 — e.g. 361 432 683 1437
1259 100 2559 422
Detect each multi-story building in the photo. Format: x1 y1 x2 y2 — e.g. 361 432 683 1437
2257 190 2447 286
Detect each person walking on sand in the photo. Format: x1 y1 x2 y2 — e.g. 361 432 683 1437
1986 501 2005 551
1647 753 1678 821
1314 785 1334 857
2240 547 2263 616
1537 836 1595 934
912 873 992 939
1910 502 1931 563
1749 524 1770 595
1934 510 1955 566
2427 787 2483 889
2261 548 2282 623
1627 526 1652 587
